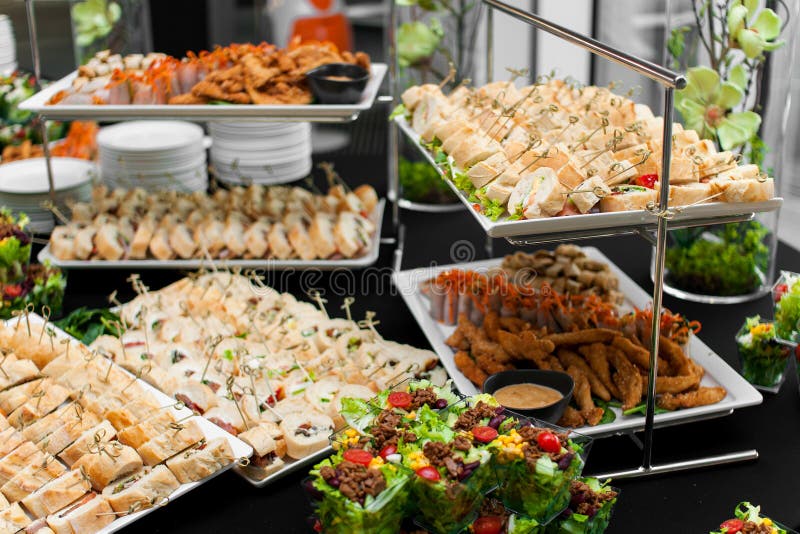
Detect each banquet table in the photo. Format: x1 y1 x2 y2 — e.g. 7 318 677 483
53 146 800 533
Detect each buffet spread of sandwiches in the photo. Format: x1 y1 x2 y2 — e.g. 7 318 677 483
0 317 242 534
92 271 443 481
48 40 371 106
48 183 379 262
399 77 775 221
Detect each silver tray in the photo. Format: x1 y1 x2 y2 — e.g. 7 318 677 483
4 313 254 534
395 117 783 239
392 246 763 439
38 199 385 270
19 64 387 123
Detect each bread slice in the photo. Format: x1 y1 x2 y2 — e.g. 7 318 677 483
287 221 318 261
0 502 31 532
94 224 125 261
40 411 102 456
73 442 143 491
243 220 270 258
720 178 774 203
267 222 293 260
1 454 66 503
149 227 174 261
165 437 234 484
668 182 713 207
308 214 337 260
102 465 179 513
22 470 92 518
0 428 25 459
8 383 72 428
599 187 658 212
72 226 96 260
136 419 204 466
570 175 612 214
523 168 567 218
46 493 115 534
59 420 117 467
168 224 196 259
49 226 76 261
0 358 39 393
117 411 178 450
279 412 334 459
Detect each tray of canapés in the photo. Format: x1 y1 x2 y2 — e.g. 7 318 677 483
393 244 763 438
19 42 387 121
39 180 384 269
394 77 781 238
85 270 447 488
303 378 620 533
0 312 253 534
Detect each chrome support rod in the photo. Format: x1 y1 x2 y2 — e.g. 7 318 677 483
592 450 759 481
481 0 686 89
486 6 494 83
643 86 675 469
24 0 56 205
386 0 400 235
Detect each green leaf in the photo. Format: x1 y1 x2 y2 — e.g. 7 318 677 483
684 66 719 100
727 5 748 36
716 81 744 109
388 103 407 121
666 26 690 62
737 28 765 59
752 8 781 40
728 64 748 90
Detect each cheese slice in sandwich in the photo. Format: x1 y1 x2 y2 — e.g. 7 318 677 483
22 470 92 519
165 437 234 484
1 454 66 503
0 502 31 532
280 412 334 460
72 442 143 491
46 493 115 534
136 419 204 466
0 358 39 392
59 420 117 467
102 465 179 513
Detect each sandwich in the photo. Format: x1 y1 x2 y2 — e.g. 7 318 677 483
8 384 72 428
508 167 566 219
105 399 161 431
94 224 126 260
168 224 196 259
668 182 713 207
136 419 204 466
267 223 294 260
173 381 218 416
59 420 117 467
0 358 40 391
102 465 179 513
333 212 370 259
0 442 45 487
223 217 247 258
0 378 48 415
164 437 234 484
22 470 92 518
308 214 337 260
238 422 287 476
1 455 66 503
39 411 102 457
49 226 76 261
279 412 334 460
117 411 178 450
72 226 96 260
45 493 115 534
569 176 612 214
0 427 25 458
72 442 143 491
243 220 270 258
128 217 155 259
287 221 318 261
0 502 31 532
148 228 173 261
599 185 658 212
353 185 378 214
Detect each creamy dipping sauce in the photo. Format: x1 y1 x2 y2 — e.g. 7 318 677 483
493 383 563 409
324 75 354 82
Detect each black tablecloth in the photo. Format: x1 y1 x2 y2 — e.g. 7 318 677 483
58 150 800 533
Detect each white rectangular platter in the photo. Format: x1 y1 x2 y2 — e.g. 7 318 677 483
392 247 763 438
4 314 253 534
37 199 385 270
395 117 783 239
20 64 387 123
236 444 332 488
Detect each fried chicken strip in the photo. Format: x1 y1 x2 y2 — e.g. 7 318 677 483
657 386 726 410
606 346 643 410
454 351 488 387
565 365 603 426
558 406 585 428
658 335 692 376
545 328 619 347
579 343 621 399
496 330 553 369
611 336 669 375
557 348 612 402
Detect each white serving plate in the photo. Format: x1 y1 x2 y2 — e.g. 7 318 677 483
392 247 763 438
0 158 97 194
38 199 385 270
97 121 204 153
4 313 253 534
20 64 387 123
235 444 333 488
395 117 783 239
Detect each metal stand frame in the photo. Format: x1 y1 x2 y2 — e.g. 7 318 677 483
388 0 760 479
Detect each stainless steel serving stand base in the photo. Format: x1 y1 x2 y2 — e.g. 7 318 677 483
593 450 759 480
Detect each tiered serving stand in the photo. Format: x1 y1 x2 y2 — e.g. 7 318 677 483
390 0 783 479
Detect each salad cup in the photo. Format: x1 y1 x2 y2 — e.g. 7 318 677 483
735 316 791 392
773 272 800 344
546 478 619 534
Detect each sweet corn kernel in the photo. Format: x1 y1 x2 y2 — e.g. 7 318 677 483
345 429 358 437
763 519 773 526
369 457 385 469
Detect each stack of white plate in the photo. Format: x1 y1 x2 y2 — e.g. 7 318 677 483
0 15 16 75
209 122 312 185
0 158 96 233
98 121 208 192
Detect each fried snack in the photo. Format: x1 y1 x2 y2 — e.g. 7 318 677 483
653 374 701 394
658 335 692 376
565 365 603 426
579 343 621 399
657 387 726 410
606 347 643 410
475 353 513 376
168 93 208 105
545 355 565 372
545 328 619 347
498 316 530 334
483 311 502 342
445 327 469 352
558 406 585 428
611 336 669 375
496 330 554 369
557 348 611 402
454 351 488 387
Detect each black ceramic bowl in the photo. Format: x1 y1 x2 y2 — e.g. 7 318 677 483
483 370 574 423
306 63 370 105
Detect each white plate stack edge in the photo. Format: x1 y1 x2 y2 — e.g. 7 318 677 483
209 122 312 186
0 15 16 75
98 121 208 192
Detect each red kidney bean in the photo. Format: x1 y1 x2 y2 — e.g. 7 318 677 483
557 452 574 470
434 398 448 409
488 415 505 429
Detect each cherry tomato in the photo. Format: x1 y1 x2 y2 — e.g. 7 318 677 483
379 444 398 459
719 518 744 533
635 174 658 189
473 516 503 534
473 203 482 212
415 466 441 481
472 426 499 443
536 431 562 453
3 284 22 298
342 449 374 466
387 391 413 409
774 283 788 302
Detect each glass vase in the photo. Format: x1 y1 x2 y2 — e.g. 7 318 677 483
70 0 152 67
392 0 484 211
656 0 799 304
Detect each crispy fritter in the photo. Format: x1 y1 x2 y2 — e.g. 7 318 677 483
657 386 726 410
558 348 612 402
611 336 669 375
565 364 603 426
606 346 643 410
579 343 621 399
454 351 488 387
558 406 585 428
